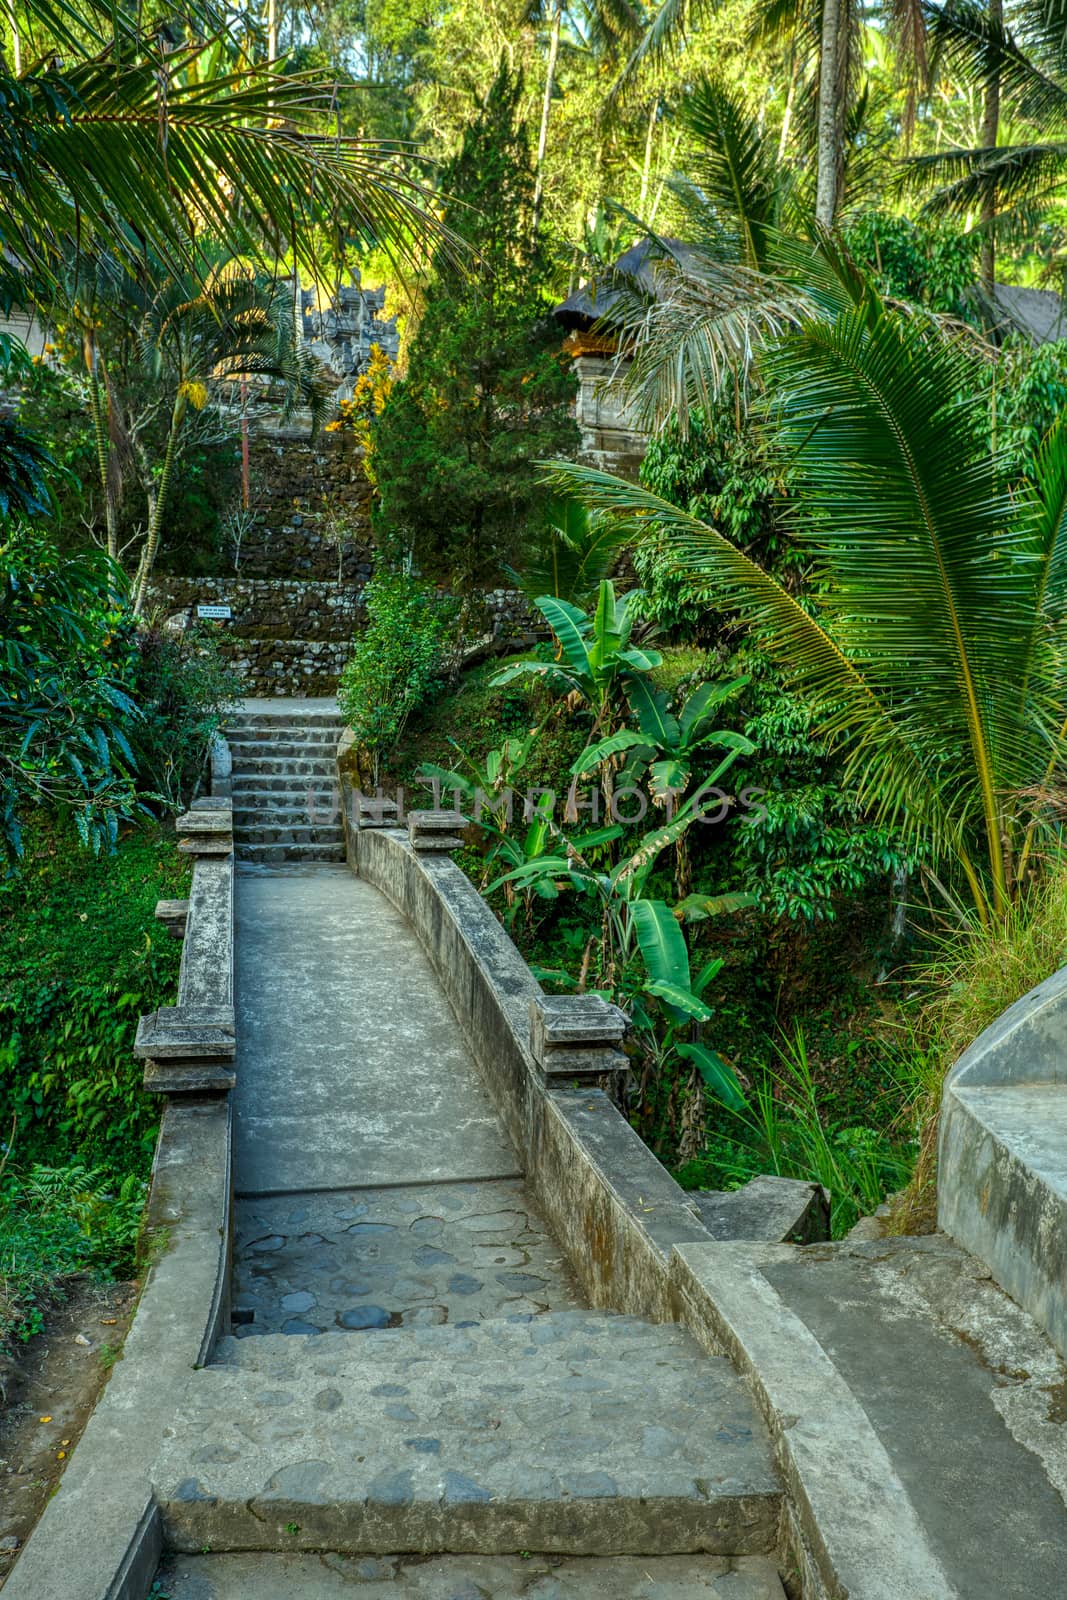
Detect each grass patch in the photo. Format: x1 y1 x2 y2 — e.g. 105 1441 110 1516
891 869 1067 1232
0 818 189 1179
0 819 189 1358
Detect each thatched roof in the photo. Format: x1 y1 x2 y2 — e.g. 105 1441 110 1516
989 283 1067 345
553 238 697 330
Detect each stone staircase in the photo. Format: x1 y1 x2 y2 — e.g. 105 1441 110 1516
226 704 346 865
155 1311 781 1559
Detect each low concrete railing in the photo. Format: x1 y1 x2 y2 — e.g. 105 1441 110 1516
6 775 236 1600
939 964 1067 1360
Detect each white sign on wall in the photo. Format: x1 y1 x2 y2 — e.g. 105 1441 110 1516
197 604 232 620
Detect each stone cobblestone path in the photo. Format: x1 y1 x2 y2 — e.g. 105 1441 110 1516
152 704 787 1599
233 1180 582 1334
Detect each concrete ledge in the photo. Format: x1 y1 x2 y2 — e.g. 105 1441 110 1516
669 1242 957 1600
939 963 1067 1358
3 1099 233 1600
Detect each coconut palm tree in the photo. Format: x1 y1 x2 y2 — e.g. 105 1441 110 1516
546 275 1067 927
907 0 1067 291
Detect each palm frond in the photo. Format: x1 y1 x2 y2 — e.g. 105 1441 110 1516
908 139 1067 217
541 458 958 854
924 0 1067 128
608 244 813 431
678 77 781 270
0 44 453 304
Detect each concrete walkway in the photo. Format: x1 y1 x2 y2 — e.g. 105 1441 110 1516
148 706 786 1598
233 866 519 1194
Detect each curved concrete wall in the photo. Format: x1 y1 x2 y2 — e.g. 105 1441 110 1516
939 964 1067 1358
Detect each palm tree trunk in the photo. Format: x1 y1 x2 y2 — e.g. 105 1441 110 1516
639 98 656 214
85 351 119 562
532 1 563 235
133 395 185 616
778 43 797 163
979 0 1002 297
815 0 844 228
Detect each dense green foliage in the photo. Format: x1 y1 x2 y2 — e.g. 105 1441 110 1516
1 535 140 864
371 62 578 588
338 570 459 784
0 1161 146 1347
0 822 188 1179
1 535 239 863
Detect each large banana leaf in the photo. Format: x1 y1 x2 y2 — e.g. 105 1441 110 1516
628 897 691 991
626 676 681 748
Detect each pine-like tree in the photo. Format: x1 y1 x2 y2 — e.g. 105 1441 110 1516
372 59 578 588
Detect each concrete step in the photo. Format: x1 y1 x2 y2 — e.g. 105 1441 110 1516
236 842 347 864
228 737 341 760
216 1310 698 1372
230 755 339 777
154 1551 788 1598
232 776 339 797
234 824 346 848
155 1313 780 1557
227 711 343 731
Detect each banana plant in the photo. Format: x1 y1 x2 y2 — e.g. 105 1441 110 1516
569 674 756 896
489 793 751 1103
491 580 661 734
627 898 746 1111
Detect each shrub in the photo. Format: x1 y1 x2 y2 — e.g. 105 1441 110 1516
124 625 242 809
0 1160 146 1350
338 569 459 784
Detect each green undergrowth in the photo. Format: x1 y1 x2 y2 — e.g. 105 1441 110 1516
388 653 925 1235
0 1162 145 1351
0 819 189 1352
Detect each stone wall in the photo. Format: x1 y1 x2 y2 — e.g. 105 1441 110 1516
146 576 363 696
153 425 537 697
232 427 373 582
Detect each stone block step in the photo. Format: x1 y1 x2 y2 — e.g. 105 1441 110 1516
227 738 340 760
232 776 339 797
235 842 347 864
155 1551 788 1599
155 1313 780 1558
230 755 339 777
233 804 341 827
234 824 346 848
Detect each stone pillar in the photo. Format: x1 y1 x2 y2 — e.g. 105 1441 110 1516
135 798 235 1094
408 809 466 852
529 995 629 1090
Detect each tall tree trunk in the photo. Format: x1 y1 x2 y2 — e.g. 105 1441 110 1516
133 396 185 616
638 98 657 214
85 339 120 561
979 0 1002 297
532 1 563 235
778 43 797 163
815 0 844 229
